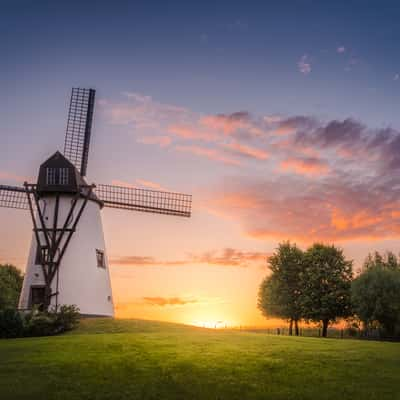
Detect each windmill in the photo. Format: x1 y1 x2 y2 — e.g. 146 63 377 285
0 88 192 317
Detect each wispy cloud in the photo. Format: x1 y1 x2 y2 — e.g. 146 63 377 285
337 46 346 53
279 156 329 176
175 145 242 166
111 179 169 191
110 248 269 268
204 116 400 242
394 73 399 81
104 93 400 242
137 135 172 147
298 55 311 75
222 142 269 160
0 171 29 184
143 296 198 306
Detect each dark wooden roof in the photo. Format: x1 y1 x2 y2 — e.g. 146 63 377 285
36 151 102 206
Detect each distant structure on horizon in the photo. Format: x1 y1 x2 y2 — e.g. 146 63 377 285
0 88 192 317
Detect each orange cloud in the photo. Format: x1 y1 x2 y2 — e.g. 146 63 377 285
204 176 400 242
175 145 241 166
280 157 329 176
110 248 269 268
331 208 384 231
143 297 198 306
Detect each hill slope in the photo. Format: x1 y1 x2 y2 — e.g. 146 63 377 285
0 318 399 400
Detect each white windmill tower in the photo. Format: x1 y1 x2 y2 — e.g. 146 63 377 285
0 88 192 317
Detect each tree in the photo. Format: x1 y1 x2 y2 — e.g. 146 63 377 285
352 252 400 336
258 242 304 335
0 264 24 310
362 251 399 271
301 244 353 337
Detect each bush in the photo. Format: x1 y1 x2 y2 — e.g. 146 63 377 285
0 305 80 338
24 312 56 337
0 308 24 338
52 305 80 333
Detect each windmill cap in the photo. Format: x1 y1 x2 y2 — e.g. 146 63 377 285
36 151 103 206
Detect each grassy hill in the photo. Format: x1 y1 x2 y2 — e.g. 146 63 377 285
0 318 399 400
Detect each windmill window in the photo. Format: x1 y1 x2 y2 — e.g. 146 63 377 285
59 168 69 185
46 168 70 185
96 249 106 268
46 168 57 185
35 245 48 265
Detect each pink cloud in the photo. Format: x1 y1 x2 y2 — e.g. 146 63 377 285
110 248 269 268
135 179 169 191
110 179 168 192
279 157 329 176
175 145 241 166
167 124 217 141
298 55 311 75
137 135 172 147
222 142 269 160
205 175 400 243
0 171 28 184
200 112 263 137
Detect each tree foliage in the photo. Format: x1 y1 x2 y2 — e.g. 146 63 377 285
301 243 353 337
0 264 23 310
258 242 304 334
352 252 400 336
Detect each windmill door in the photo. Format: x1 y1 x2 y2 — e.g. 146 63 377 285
30 286 46 311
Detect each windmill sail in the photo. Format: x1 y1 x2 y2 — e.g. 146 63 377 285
0 185 29 210
63 88 96 177
95 184 192 217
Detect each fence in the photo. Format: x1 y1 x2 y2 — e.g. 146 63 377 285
237 326 400 341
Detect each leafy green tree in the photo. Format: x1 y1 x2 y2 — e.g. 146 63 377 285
258 242 304 335
352 252 400 336
301 244 353 337
363 251 399 271
0 264 24 310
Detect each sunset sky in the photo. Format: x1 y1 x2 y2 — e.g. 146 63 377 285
2 1 400 327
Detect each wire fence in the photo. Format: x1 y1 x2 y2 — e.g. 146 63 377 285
238 326 400 341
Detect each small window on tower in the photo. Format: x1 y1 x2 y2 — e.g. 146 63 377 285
45 168 69 185
46 168 56 185
35 245 48 265
96 249 106 268
59 168 69 185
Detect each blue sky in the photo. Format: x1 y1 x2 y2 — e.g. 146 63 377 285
2 0 400 325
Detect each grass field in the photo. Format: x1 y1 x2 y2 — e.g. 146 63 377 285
0 318 399 400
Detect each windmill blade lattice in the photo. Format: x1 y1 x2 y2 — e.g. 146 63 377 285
64 88 95 177
0 185 30 210
95 184 192 217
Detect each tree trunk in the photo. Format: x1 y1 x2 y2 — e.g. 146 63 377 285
322 319 329 337
294 319 299 336
288 318 293 336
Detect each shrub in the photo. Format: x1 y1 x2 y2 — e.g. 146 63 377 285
0 305 80 339
52 305 80 333
24 312 56 337
0 308 24 338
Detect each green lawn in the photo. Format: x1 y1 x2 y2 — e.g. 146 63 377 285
0 319 399 400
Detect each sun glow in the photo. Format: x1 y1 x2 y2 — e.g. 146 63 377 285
191 320 233 329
